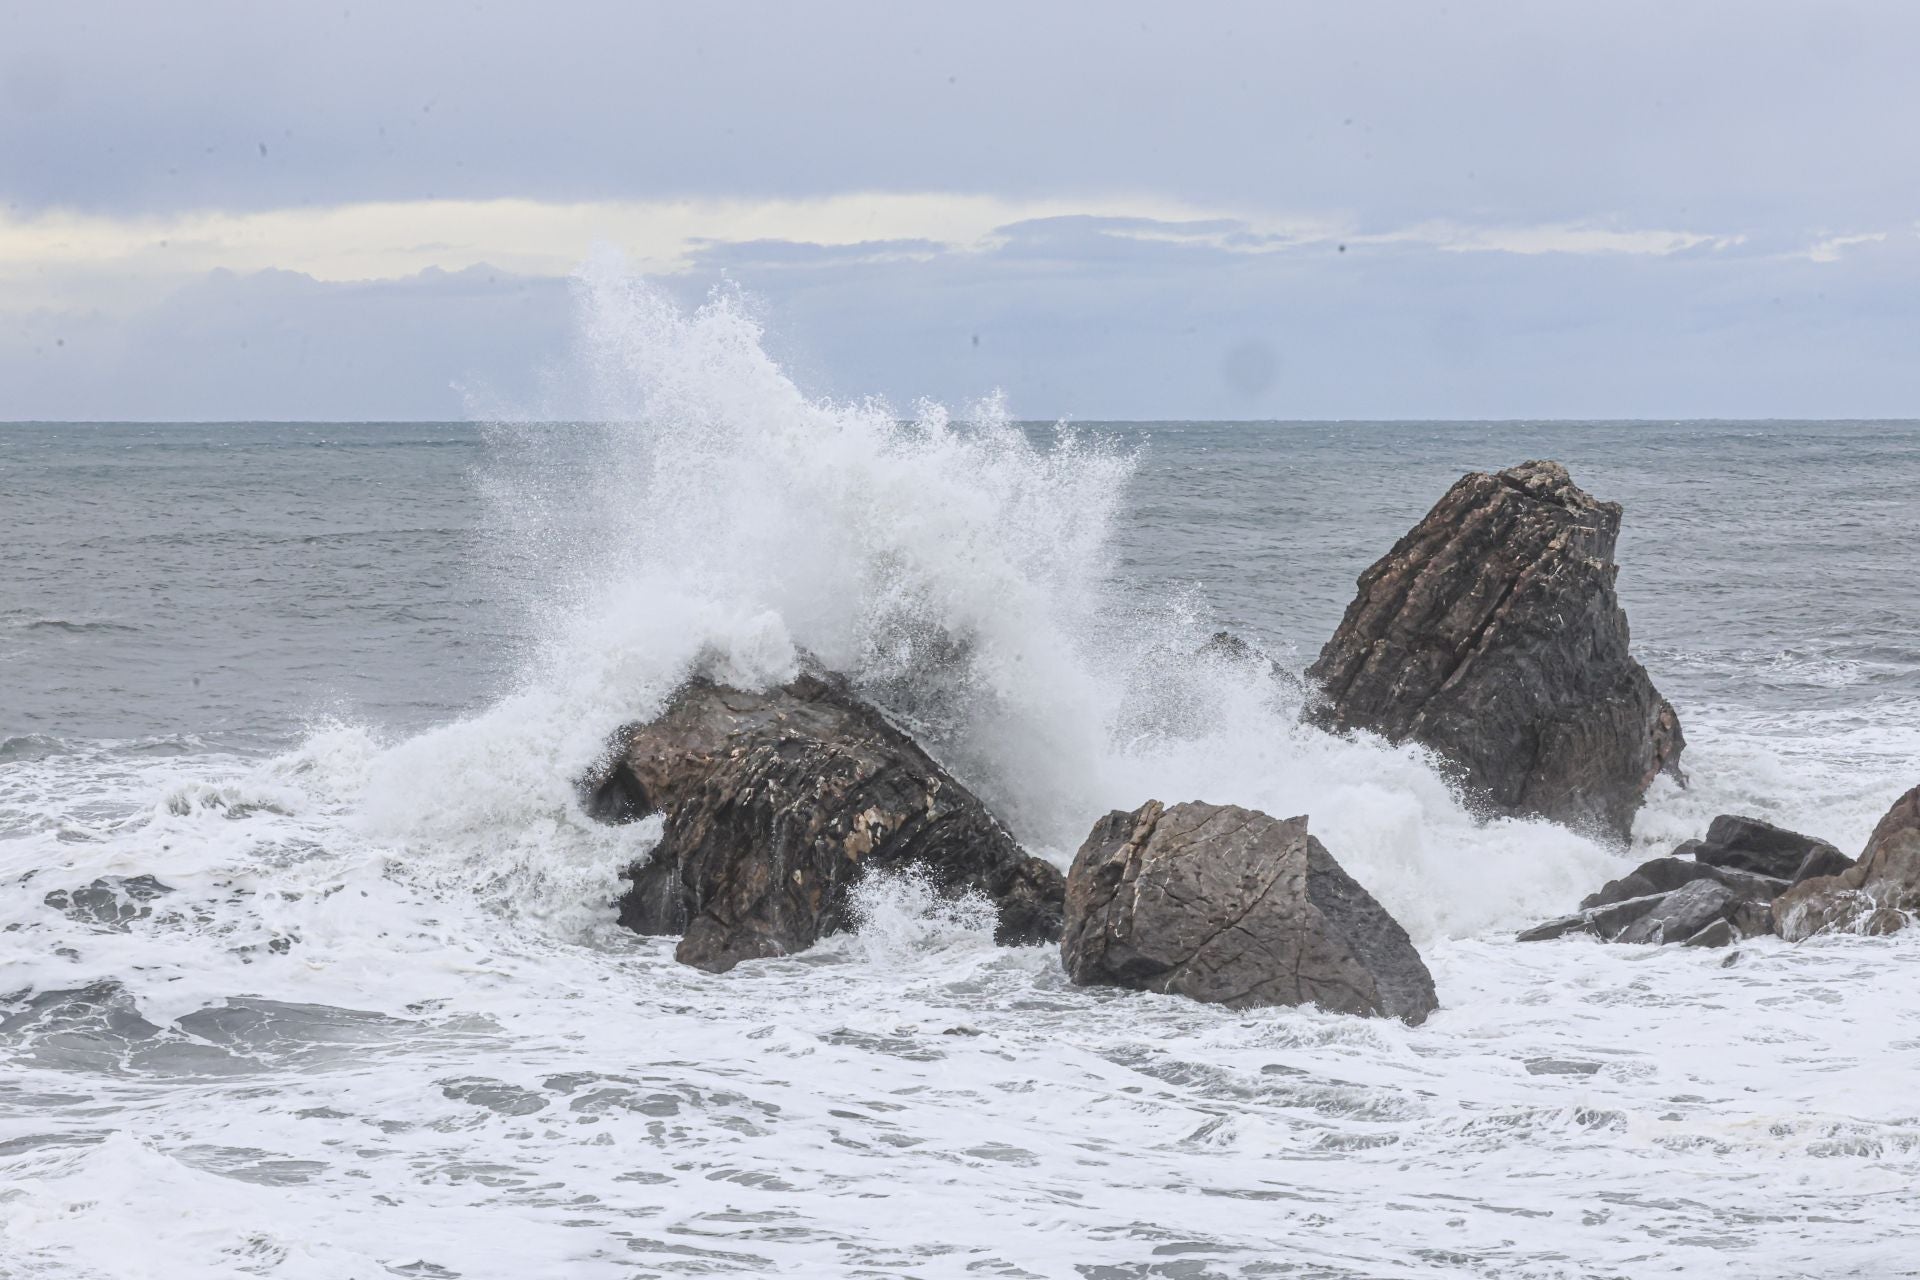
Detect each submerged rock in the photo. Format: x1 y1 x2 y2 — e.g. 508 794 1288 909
42 874 173 931
1306 460 1683 842
584 666 1064 973
1059 800 1438 1023
1774 784 1920 942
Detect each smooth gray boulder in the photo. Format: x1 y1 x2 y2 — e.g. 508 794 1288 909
1306 460 1683 843
1060 801 1437 1023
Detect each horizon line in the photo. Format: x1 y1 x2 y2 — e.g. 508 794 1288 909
5 417 1919 428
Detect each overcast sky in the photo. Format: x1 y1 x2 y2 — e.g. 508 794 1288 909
4 1 1917 420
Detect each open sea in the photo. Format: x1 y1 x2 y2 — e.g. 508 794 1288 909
4 280 1919 1279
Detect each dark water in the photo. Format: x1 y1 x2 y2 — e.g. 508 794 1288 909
5 420 1917 745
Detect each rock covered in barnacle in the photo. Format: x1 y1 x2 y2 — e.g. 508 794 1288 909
1306 460 1684 842
1774 784 1920 942
1059 800 1438 1023
582 664 1063 973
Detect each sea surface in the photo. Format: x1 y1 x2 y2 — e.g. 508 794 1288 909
4 281 1919 1279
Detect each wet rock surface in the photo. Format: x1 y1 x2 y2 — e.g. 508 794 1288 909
1775 785 1920 942
1307 460 1683 842
1690 815 1844 881
1059 800 1438 1023
1612 880 1739 946
1579 856 1787 912
1519 813 1840 947
41 875 174 931
585 666 1064 973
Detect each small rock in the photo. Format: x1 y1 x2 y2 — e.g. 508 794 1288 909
1790 844 1856 885
1614 880 1737 946
1516 892 1670 943
1681 918 1736 948
1693 815 1841 880
1516 913 1593 943
1579 856 1785 911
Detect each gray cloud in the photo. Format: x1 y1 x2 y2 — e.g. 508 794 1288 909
4 0 1916 235
3 266 569 420
9 220 1915 421
3 2 1914 419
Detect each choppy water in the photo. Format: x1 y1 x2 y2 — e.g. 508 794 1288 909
4 273 1918 1278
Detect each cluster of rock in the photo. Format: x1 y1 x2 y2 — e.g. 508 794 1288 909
1518 815 1851 948
1519 793 1920 947
582 661 1436 1020
577 457 1907 1024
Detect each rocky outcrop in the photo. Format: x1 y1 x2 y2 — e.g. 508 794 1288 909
1518 813 1838 947
1306 460 1683 842
1059 800 1438 1023
1774 785 1920 941
583 666 1064 973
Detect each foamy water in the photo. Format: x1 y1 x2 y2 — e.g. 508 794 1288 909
3 268 1917 1278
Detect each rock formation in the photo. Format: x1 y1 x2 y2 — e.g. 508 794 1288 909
1059 800 1438 1023
1306 460 1683 842
583 665 1064 973
1520 812 1846 947
1774 785 1920 941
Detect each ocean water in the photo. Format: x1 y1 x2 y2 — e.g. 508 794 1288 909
4 273 1919 1278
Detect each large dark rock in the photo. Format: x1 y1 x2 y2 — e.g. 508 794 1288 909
1775 785 1920 942
584 666 1064 973
1691 815 1844 881
1059 800 1438 1023
1306 460 1683 842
